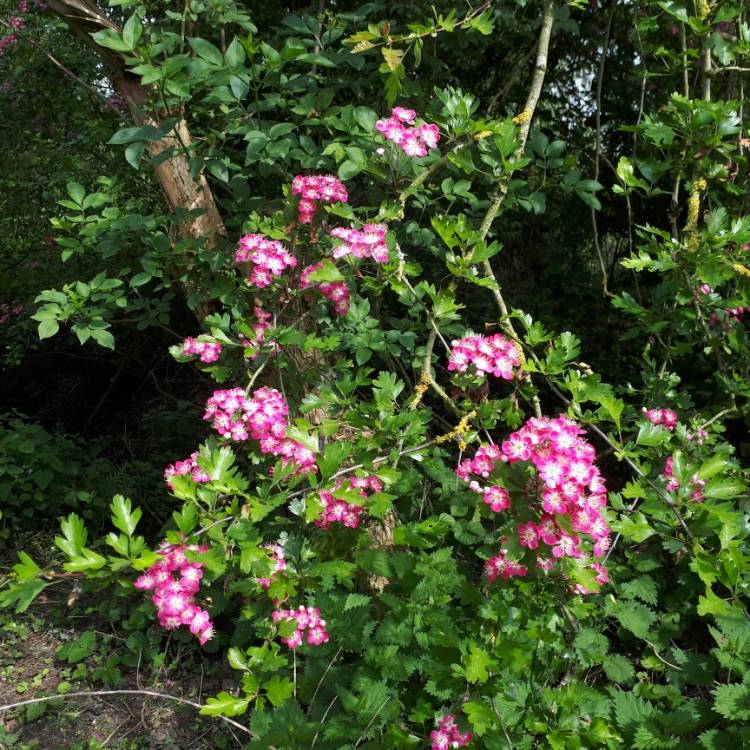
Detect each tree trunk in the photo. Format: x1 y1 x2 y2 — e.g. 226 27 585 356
47 0 226 253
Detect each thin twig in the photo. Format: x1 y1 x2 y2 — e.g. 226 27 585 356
307 645 343 714
0 17 106 102
353 697 391 748
0 689 254 737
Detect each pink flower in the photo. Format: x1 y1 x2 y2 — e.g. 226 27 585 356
482 485 510 512
430 715 472 750
134 543 214 646
643 407 678 431
661 456 705 501
164 451 210 489
273 605 330 650
330 223 389 263
458 415 611 587
448 334 521 380
181 336 222 364
485 552 527 582
234 233 297 288
375 108 440 157
312 474 381 530
518 521 540 550
291 174 348 224
299 261 350 316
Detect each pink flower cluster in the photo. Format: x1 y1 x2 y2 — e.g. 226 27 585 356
330 224 389 263
234 233 297 288
430 715 472 750
457 416 611 585
291 174 348 224
662 456 705 502
0 302 22 325
240 306 275 357
0 33 18 57
133 544 214 645
486 550 528 582
447 334 522 380
710 305 750 328
572 561 609 596
687 428 708 444
314 475 384 530
375 107 440 157
182 336 222 364
203 387 317 472
272 605 329 649
164 452 210 489
300 262 350 316
643 407 678 431
257 543 287 590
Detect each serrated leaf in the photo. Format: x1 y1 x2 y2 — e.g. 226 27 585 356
265 676 294 707
344 593 371 612
200 691 250 717
602 654 635 683
381 47 404 71
110 495 141 537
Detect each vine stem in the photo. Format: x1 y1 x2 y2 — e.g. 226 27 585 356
0 689 254 738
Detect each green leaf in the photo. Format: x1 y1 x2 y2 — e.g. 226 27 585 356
354 107 377 131
636 422 670 446
56 631 96 664
713 681 750 721
227 648 250 671
464 643 494 684
306 259 343 283
602 654 635 683
0 579 49 613
124 142 146 169
703 476 746 500
38 319 60 340
91 28 131 53
91 329 115 350
463 700 495 736
188 37 223 66
338 160 362 180
613 512 656 543
225 37 246 66
344 593 371 612
265 676 294 707
110 495 142 537
66 182 86 205
130 272 152 287
296 52 337 67
122 13 142 50
55 513 87 557
611 599 656 640
200 691 250 717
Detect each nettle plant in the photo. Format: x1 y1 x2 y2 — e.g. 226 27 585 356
4 1 750 748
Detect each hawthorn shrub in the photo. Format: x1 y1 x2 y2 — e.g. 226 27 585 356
2 0 750 748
